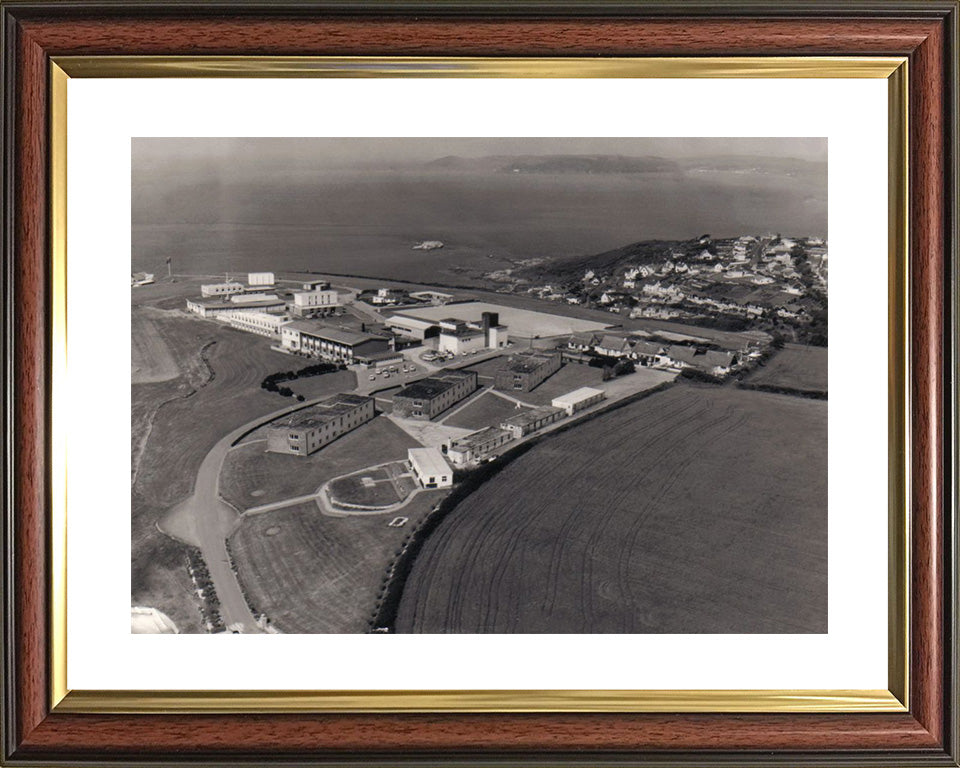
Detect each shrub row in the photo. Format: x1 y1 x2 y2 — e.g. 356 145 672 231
186 549 225 633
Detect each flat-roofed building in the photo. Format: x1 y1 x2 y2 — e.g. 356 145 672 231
266 393 375 456
291 288 340 317
499 405 565 439
408 446 454 489
248 271 275 287
218 311 289 337
552 386 605 416
186 294 286 318
446 426 513 466
280 320 391 363
302 279 331 291
393 369 477 420
201 281 244 297
386 314 440 341
437 311 509 355
494 351 561 392
409 290 454 304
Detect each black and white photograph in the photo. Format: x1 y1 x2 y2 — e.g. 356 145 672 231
130 137 828 636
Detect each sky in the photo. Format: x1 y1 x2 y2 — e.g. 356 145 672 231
133 137 827 169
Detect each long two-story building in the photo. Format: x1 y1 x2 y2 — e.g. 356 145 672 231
280 321 392 364
392 369 477 420
266 393 375 456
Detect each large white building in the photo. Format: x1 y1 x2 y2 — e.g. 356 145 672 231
408 446 454 489
292 288 340 317
552 387 605 416
437 312 509 355
248 272 275 287
217 311 288 338
266 393 375 456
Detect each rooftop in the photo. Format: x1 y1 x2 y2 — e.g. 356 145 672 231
395 369 475 400
285 321 386 346
388 315 440 331
271 393 372 431
552 386 605 405
501 406 564 430
450 426 511 449
500 352 559 374
191 296 284 309
408 446 453 478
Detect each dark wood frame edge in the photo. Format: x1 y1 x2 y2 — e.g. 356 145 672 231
1 2 957 765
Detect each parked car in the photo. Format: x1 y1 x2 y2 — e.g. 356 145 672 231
368 374 376 381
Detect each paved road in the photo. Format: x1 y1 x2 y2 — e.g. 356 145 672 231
160 394 346 633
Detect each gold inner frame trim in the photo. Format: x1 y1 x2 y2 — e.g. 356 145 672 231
53 54 906 79
48 55 910 715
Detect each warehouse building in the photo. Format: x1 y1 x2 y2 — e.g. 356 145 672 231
266 393 375 456
392 369 478 420
217 311 288 338
499 405 565 439
280 321 391 363
408 446 454 489
446 426 513 466
552 387 605 416
186 293 286 318
386 314 440 341
494 351 562 393
291 288 340 318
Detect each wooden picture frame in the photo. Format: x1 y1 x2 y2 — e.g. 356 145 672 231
1 1 957 765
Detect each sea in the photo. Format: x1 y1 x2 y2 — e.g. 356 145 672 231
132 163 827 285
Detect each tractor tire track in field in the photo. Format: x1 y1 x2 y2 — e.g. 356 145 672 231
395 383 827 634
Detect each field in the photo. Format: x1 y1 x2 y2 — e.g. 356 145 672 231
283 369 357 400
744 343 828 394
132 308 181 383
395 382 827 634
517 362 605 406
444 390 529 430
221 415 419 511
229 491 446 633
131 298 308 630
327 462 417 509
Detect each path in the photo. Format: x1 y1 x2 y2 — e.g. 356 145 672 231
159 393 352 634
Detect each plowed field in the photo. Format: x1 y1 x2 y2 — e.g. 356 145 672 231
395 383 827 634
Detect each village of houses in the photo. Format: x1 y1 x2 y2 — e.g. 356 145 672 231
488 233 828 341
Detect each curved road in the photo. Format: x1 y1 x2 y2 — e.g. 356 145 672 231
159 393 352 633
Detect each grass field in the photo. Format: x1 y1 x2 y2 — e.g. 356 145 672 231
283 369 358 400
744 343 828 394
395 382 827 634
327 462 416 509
131 309 304 631
444 390 529 430
221 416 419 511
132 308 181 383
517 363 605 406
229 491 446 633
